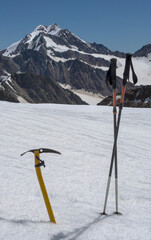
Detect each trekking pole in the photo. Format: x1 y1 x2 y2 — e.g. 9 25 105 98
102 54 138 215
106 58 119 213
21 148 61 223
111 59 119 214
102 58 117 214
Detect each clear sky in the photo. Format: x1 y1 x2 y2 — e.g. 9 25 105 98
0 0 151 53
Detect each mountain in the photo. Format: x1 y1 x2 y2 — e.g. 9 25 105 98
134 44 151 58
0 24 151 104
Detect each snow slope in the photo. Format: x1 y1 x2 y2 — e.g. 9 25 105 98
0 102 151 240
59 83 104 105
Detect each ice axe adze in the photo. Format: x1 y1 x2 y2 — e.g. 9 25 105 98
21 148 61 223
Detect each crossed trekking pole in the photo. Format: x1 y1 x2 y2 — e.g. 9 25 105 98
102 54 138 215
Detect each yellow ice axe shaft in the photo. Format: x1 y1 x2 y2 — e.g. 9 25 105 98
34 151 56 224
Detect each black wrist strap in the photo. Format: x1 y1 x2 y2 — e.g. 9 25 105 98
123 54 138 86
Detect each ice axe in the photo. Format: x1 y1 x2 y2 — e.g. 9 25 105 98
21 148 61 223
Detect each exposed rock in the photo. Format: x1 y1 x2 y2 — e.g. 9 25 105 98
134 44 151 58
0 72 87 104
98 85 151 108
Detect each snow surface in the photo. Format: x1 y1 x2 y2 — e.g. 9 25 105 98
2 40 21 57
59 83 104 105
0 102 151 240
26 24 61 44
17 96 28 103
72 90 104 105
44 37 70 52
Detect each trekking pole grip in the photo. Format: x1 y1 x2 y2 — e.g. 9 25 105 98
110 58 117 90
123 53 132 86
106 58 117 89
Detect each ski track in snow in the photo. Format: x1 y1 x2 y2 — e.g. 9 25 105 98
0 102 151 240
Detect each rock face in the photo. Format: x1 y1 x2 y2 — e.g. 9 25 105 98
0 24 151 104
98 85 151 108
0 72 87 104
134 44 151 58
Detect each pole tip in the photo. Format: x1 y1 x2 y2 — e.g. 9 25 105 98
114 212 122 215
101 212 107 215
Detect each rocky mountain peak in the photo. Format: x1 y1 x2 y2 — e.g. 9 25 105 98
33 23 61 36
47 23 61 35
34 24 47 32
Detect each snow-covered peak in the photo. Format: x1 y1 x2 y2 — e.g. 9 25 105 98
25 24 62 49
26 24 61 43
2 40 21 57
2 24 62 57
47 23 61 35
33 23 61 36
34 25 47 32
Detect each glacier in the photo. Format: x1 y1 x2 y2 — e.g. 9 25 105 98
0 102 150 239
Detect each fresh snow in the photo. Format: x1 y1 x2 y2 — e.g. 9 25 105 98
0 102 151 240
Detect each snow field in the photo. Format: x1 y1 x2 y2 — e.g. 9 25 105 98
0 102 151 240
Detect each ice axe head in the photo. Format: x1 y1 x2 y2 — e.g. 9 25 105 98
21 148 61 168
21 148 61 156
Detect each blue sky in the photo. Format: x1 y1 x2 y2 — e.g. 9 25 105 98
0 0 151 53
